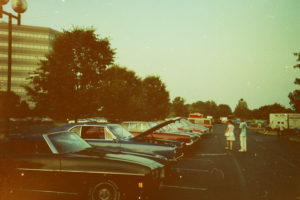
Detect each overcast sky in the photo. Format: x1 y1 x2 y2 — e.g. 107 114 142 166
4 0 299 110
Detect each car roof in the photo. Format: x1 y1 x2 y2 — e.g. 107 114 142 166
49 122 118 132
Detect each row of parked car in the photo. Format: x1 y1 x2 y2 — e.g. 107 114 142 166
0 117 211 200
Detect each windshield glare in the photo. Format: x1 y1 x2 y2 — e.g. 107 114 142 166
48 132 91 153
107 125 134 139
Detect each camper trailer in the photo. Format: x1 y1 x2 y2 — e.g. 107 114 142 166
269 113 300 130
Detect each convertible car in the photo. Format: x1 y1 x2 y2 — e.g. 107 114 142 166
49 123 184 162
0 131 166 200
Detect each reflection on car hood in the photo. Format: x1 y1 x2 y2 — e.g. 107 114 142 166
75 148 163 169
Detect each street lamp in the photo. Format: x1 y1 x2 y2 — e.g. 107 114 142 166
0 0 27 135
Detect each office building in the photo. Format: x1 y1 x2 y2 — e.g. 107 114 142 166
0 21 59 107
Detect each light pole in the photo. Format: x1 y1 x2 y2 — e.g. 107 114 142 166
0 0 27 135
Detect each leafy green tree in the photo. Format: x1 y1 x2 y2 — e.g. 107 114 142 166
188 100 218 117
188 101 205 114
234 98 251 119
289 52 300 112
99 65 143 122
141 76 170 120
171 96 188 117
217 104 232 118
26 27 115 121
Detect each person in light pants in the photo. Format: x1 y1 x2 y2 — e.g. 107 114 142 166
239 119 247 152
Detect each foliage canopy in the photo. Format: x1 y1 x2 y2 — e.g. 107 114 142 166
289 52 300 112
26 27 115 120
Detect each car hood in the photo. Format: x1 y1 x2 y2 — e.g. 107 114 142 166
74 148 164 169
133 117 182 139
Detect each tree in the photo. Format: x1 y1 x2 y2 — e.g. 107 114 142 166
141 76 170 120
99 65 143 122
188 100 218 117
252 103 292 120
205 100 218 118
26 27 115 121
234 98 251 119
171 96 188 117
217 104 232 118
188 101 206 114
289 52 300 112
0 91 30 118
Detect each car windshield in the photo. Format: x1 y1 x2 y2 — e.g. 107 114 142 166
48 132 91 154
107 124 134 140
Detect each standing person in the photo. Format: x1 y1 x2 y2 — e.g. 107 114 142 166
239 119 247 152
279 122 285 136
225 120 235 150
276 121 285 137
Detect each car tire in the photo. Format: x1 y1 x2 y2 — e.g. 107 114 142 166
89 180 121 200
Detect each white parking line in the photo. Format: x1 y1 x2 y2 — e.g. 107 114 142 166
195 153 228 156
161 184 207 191
278 156 297 168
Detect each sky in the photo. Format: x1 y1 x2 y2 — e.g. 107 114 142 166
3 0 300 110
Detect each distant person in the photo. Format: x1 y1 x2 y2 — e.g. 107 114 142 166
225 120 235 150
276 121 284 137
279 122 285 136
238 119 247 152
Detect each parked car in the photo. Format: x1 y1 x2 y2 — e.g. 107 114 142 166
173 118 209 135
0 131 166 200
68 117 108 124
121 118 200 146
49 123 184 162
188 114 213 133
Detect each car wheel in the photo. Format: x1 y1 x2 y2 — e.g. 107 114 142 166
89 180 120 200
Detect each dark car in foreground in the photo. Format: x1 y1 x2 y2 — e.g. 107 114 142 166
50 123 184 162
0 131 166 200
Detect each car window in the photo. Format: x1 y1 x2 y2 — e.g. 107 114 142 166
70 126 82 136
104 128 114 140
81 126 105 139
128 123 138 131
107 125 133 139
121 123 129 130
48 132 90 153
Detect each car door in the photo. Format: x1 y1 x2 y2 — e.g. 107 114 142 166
5 138 61 197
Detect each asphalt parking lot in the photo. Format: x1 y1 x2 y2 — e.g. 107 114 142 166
2 123 300 200
159 124 300 200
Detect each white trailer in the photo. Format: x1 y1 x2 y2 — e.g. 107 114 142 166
269 113 300 130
